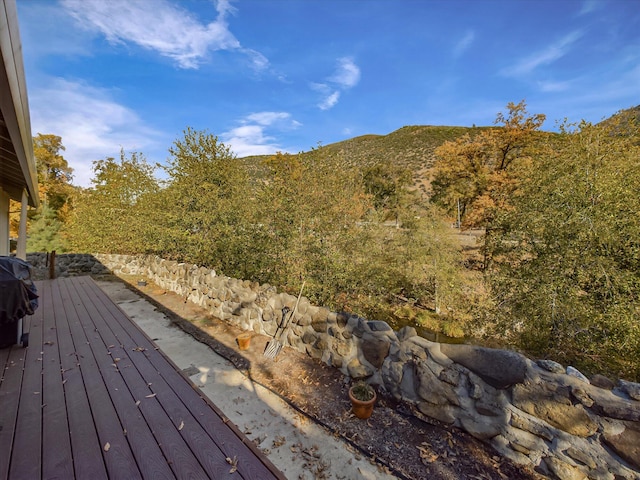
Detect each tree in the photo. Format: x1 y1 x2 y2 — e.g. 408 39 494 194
27 206 68 252
363 162 414 223
161 127 252 272
431 101 545 229
254 149 371 299
67 151 159 254
485 118 640 379
33 134 75 218
11 134 76 251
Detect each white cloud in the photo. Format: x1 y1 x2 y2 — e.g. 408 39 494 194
221 111 301 157
330 57 361 88
60 0 267 70
312 57 361 110
244 49 270 70
453 30 475 57
319 91 340 110
537 79 573 92
245 112 291 125
501 30 584 77
29 78 163 187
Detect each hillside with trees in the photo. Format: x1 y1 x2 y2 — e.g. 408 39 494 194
25 102 640 381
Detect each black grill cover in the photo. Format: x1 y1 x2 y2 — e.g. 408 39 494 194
0 257 38 325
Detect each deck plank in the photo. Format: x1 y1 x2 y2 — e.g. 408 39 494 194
79 277 285 480
60 277 171 480
41 280 74 479
56 279 145 479
0 276 284 480
75 277 243 479
0 336 27 478
64 277 209 480
52 278 108 479
9 278 44 479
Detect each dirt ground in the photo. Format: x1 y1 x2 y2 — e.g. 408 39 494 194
115 274 543 480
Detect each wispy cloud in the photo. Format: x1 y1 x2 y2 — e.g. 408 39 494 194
17 2 93 58
311 82 340 110
313 57 361 110
221 111 301 157
60 0 267 70
453 30 475 57
320 92 341 110
537 79 573 92
330 57 361 88
501 30 584 77
578 0 601 16
29 78 163 187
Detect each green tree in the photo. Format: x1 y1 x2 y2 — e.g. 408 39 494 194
363 162 413 223
67 151 159 253
161 128 253 273
254 149 371 300
13 134 76 251
27 206 69 252
485 118 640 379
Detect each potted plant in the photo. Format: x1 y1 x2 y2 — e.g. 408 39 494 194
348 380 376 419
236 332 252 351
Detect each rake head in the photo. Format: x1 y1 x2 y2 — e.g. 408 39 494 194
263 339 283 359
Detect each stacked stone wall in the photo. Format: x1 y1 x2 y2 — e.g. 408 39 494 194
26 253 640 479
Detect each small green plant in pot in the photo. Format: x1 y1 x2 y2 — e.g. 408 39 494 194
348 380 376 419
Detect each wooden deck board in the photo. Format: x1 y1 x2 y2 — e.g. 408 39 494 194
9 281 43 479
63 277 145 479
75 278 245 479
0 276 285 479
82 278 283 480
0 339 26 479
66 278 208 480
51 279 108 480
42 280 74 479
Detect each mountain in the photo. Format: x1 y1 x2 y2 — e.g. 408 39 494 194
597 105 640 141
238 106 638 192
598 105 640 126
239 125 484 194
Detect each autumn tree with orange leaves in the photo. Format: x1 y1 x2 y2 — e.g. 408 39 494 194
431 101 546 228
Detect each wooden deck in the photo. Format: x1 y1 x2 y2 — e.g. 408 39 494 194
0 276 285 479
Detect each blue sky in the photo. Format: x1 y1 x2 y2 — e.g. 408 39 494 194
16 0 640 187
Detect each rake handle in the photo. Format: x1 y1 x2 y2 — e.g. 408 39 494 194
282 281 305 332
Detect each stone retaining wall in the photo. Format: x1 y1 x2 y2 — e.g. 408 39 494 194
26 253 640 479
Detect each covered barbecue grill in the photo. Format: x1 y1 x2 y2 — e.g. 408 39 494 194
0 257 37 348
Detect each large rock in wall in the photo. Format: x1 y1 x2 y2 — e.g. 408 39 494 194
27 253 640 479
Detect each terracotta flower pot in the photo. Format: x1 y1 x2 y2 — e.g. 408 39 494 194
349 385 376 419
236 332 252 351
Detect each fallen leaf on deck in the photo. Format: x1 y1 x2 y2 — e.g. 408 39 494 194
178 421 184 431
145 393 156 398
104 443 110 452
226 456 238 473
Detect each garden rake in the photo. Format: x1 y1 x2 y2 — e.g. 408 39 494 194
263 281 305 359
